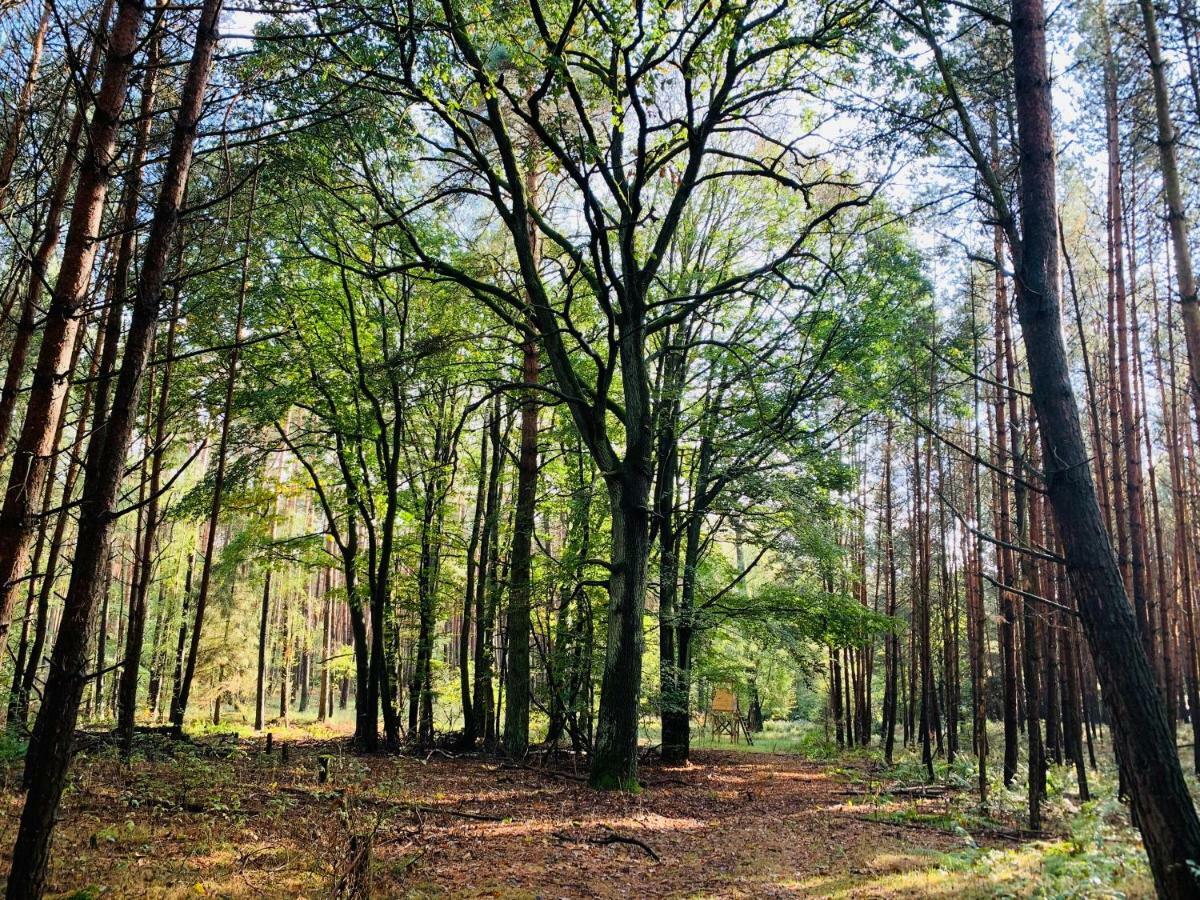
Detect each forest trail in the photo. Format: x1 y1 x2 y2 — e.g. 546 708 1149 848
0 739 1010 898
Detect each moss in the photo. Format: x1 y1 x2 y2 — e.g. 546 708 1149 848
587 768 642 793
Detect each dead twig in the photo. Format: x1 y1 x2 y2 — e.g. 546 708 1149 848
856 815 1039 844
885 784 955 797
553 827 661 862
407 804 504 822
498 761 589 782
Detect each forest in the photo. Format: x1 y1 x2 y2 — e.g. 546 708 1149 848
0 0 1199 895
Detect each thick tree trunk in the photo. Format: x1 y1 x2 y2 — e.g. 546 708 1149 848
7 0 221 891
6 319 90 728
588 468 651 791
0 0 112 456
1009 0 1200 891
0 0 123 658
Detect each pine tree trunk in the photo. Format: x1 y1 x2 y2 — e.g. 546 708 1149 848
1137 0 1200 435
0 0 125 666
8 0 222 889
6 319 90 727
169 550 194 724
113 44 175 741
1104 37 1155 666
1009 0 1200 889
0 0 112 457
991 209 1021 786
279 589 291 723
0 1 51 213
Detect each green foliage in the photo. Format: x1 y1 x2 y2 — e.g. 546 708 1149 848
0 731 27 763
933 796 1153 898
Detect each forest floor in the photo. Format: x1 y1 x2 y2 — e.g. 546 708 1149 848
0 729 1155 898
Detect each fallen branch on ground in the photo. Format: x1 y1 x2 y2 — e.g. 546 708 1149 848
408 804 504 822
498 761 589 782
854 815 1039 844
553 827 660 862
885 784 955 797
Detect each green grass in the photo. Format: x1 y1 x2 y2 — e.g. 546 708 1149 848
639 717 824 755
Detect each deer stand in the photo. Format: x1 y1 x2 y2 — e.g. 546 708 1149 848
704 687 754 745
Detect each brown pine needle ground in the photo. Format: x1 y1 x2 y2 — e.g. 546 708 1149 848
0 736 1147 898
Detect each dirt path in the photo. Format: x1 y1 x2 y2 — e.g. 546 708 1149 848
0 740 984 897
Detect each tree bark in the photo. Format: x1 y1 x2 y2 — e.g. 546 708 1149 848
1137 0 1200 434
882 418 899 765
460 419 488 743
990 205 1021 786
473 401 503 746
255 556 272 730
503 335 538 757
8 0 222 891
1009 0 1200 890
1103 30 1155 665
0 0 51 213
0 0 112 455
6 317 91 728
588 467 651 791
655 329 686 763
114 24 170 746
